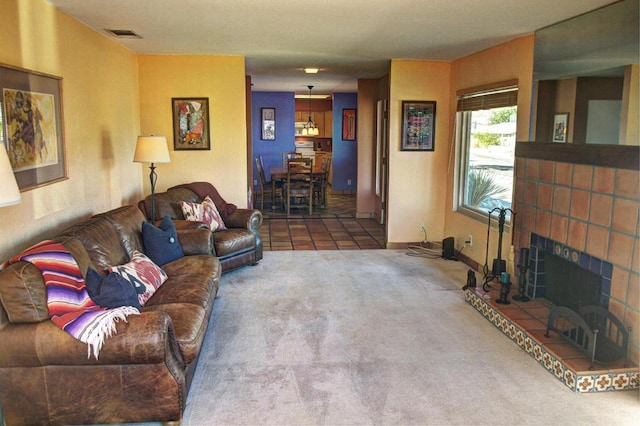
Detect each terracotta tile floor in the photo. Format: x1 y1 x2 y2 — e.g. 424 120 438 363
258 191 386 251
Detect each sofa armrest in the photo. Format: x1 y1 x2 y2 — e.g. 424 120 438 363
177 227 215 256
224 208 263 233
0 310 184 367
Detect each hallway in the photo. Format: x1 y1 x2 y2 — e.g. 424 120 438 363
258 193 386 251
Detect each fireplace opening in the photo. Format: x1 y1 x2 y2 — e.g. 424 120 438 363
545 253 602 312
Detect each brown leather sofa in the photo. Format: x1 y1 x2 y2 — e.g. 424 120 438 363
0 205 221 425
138 182 263 273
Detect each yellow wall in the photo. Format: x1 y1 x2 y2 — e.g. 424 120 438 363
0 0 141 261
444 35 534 272
387 60 451 245
137 55 248 206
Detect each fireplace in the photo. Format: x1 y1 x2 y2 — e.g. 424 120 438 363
527 233 611 312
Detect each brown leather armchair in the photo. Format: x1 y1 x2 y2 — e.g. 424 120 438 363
138 182 263 273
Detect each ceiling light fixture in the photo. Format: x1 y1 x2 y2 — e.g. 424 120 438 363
301 85 319 136
303 67 319 74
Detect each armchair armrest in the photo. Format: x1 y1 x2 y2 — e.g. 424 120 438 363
177 227 215 256
0 310 183 367
224 208 263 233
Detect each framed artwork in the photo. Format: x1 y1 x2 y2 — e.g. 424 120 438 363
0 63 67 191
552 113 569 143
342 108 357 141
172 97 210 150
261 107 276 140
401 100 436 151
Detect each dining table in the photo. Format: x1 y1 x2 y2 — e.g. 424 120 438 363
269 162 326 210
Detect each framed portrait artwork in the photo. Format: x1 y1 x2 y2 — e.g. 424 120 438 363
401 100 436 151
261 107 276 140
172 97 210 150
342 108 356 141
552 113 569 143
0 63 67 191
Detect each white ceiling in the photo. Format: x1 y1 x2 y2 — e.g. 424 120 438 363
48 0 618 95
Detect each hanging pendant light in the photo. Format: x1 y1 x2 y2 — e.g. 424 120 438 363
302 85 318 136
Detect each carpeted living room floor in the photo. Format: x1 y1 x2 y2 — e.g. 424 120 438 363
181 250 639 425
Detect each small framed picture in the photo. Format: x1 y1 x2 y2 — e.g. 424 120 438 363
552 113 569 143
261 107 276 140
172 97 210 150
342 109 356 141
401 100 436 151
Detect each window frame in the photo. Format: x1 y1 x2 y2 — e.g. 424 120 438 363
453 80 518 225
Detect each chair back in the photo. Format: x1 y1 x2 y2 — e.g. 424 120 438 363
255 155 267 188
286 156 312 179
282 151 300 167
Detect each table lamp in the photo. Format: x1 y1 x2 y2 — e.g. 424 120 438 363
133 136 170 221
0 145 21 207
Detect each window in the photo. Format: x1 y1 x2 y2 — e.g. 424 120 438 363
455 81 518 222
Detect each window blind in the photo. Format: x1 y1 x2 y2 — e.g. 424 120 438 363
457 80 518 112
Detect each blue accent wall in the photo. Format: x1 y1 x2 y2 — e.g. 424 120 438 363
332 93 358 191
251 92 295 187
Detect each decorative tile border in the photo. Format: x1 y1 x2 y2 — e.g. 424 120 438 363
464 289 639 393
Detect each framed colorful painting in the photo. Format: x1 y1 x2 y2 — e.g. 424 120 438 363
401 100 436 151
172 97 210 150
342 108 356 141
0 63 67 191
261 107 276 140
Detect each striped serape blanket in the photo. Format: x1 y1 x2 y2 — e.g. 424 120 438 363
1 240 139 359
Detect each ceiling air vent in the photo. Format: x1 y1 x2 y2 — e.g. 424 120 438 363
105 29 142 38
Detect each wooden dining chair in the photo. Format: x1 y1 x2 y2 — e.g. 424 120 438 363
282 150 300 167
283 157 313 215
313 156 332 208
254 155 281 210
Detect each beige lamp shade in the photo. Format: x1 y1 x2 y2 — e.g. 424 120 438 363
0 145 21 207
133 136 170 163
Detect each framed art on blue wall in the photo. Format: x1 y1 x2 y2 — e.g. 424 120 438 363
401 100 436 151
342 109 356 141
261 107 276 140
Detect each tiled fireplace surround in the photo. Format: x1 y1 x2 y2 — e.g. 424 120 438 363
465 145 639 392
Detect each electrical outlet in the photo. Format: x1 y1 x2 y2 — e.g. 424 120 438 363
347 179 352 185
466 234 473 247
254 179 258 186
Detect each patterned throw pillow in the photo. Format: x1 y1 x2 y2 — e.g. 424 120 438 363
202 196 226 231
107 251 168 306
180 196 225 231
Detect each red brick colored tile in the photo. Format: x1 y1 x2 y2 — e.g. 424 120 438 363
586 224 609 259
588 193 613 227
539 160 554 183
593 166 615 194
572 164 593 190
552 186 571 215
524 181 537 205
525 158 539 179
554 162 573 186
608 231 634 269
610 266 629 304
550 214 568 244
515 157 526 178
536 209 551 238
567 219 587 252
537 183 553 210
612 197 639 235
615 169 640 199
628 273 639 311
633 239 640 273
570 189 591 221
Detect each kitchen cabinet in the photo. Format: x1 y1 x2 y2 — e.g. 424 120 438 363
295 111 333 138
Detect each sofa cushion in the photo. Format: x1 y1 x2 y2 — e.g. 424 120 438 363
180 196 225 231
142 216 185 266
108 251 167 306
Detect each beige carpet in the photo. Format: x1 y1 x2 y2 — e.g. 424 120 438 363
182 250 639 425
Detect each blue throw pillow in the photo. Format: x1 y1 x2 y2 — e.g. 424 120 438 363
85 267 141 309
142 215 185 266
